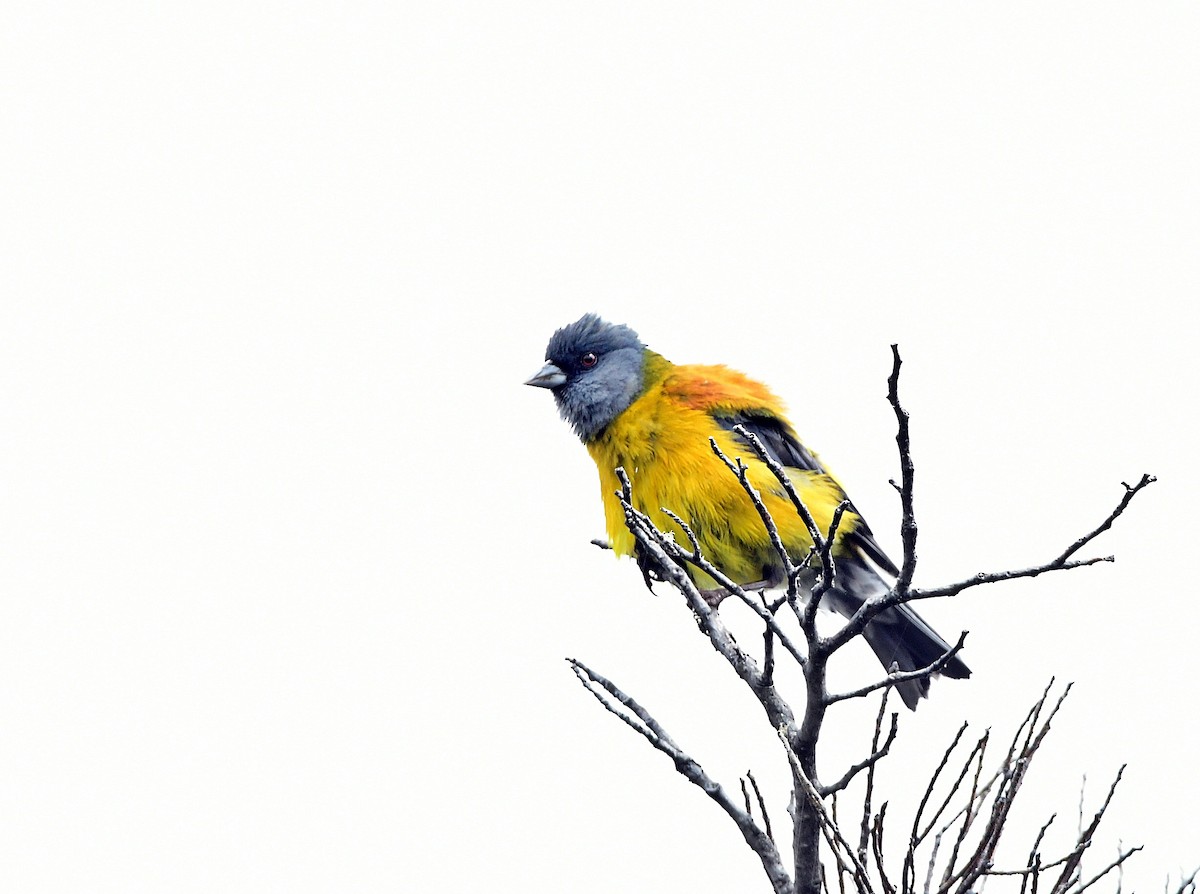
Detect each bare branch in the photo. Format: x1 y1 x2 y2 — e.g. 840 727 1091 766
888 344 918 593
781 726 877 894
1049 766 1127 894
937 730 995 894
728 425 827 550
613 468 799 689
763 622 777 686
1071 846 1143 894
655 503 809 668
906 724 968 894
925 827 946 894
1052 475 1156 565
912 721 972 847
827 633 968 705
909 557 1112 602
568 658 792 893
873 804 898 894
988 843 1088 877
710 437 799 581
825 469 1152 658
1020 815 1057 894
822 710 899 797
1172 869 1199 894
939 683 1074 894
805 498 853 628
747 770 774 843
832 793 850 894
861 690 894 865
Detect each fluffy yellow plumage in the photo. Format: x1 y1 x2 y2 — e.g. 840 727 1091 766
586 352 856 589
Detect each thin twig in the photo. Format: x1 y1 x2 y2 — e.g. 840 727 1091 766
805 499 853 628
656 504 808 668
1052 475 1156 565
710 439 799 581
912 721 971 847
861 689 893 866
937 732 994 894
887 344 918 594
827 634 968 705
873 804 898 894
989 844 1088 877
908 557 1113 602
823 710 899 797
943 684 1074 894
1071 846 1143 894
568 658 793 893
1049 766 1127 894
1172 869 1199 894
747 770 774 843
729 425 827 550
826 472 1153 658
1019 815 1057 894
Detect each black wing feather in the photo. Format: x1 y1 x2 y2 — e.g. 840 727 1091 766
716 412 900 577
715 412 968 708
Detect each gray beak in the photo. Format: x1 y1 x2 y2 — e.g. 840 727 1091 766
525 361 567 389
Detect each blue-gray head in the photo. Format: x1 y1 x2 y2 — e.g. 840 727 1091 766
525 314 647 442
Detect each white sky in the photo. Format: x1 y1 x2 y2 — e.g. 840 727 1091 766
3 2 1198 892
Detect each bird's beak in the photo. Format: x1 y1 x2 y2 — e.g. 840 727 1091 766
525 361 567 389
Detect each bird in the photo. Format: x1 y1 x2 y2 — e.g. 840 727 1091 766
525 313 970 709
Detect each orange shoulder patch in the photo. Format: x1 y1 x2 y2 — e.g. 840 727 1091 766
662 364 785 415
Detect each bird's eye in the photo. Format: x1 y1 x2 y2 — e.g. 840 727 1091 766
580 352 599 368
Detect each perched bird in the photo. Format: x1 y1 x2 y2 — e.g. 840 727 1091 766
526 314 970 709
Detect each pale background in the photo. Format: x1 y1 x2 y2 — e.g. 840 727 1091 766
2 3 1197 892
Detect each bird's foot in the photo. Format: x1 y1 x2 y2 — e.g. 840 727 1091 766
699 579 771 608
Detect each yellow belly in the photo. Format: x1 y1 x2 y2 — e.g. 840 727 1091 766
586 387 857 588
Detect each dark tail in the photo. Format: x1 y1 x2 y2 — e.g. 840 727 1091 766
828 557 970 710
